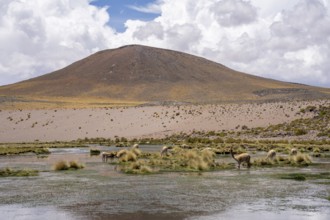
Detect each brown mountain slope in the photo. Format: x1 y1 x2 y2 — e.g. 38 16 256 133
0 44 329 104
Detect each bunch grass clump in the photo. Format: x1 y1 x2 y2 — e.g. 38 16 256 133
122 161 154 174
253 157 276 166
69 160 85 169
176 149 215 171
54 160 70 171
53 160 85 171
118 149 138 162
290 153 312 165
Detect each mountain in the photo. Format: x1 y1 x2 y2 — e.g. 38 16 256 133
0 44 329 104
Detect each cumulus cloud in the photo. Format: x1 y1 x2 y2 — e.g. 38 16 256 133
212 0 258 27
0 0 117 85
0 0 330 88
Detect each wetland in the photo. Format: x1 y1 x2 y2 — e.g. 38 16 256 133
0 143 329 220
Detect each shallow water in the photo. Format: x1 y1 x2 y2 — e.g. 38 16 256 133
0 146 329 220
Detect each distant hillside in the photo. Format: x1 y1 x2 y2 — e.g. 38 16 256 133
0 45 329 105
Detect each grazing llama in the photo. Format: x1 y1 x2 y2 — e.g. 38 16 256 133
160 146 169 157
230 147 251 169
266 149 276 160
290 148 298 156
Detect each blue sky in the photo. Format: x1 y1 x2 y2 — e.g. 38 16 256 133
91 0 159 32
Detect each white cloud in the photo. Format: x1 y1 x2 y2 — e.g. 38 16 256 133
0 0 330 88
211 0 257 27
0 0 117 85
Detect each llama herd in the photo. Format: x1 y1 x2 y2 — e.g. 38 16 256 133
100 144 300 169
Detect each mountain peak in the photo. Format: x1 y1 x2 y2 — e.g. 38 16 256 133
0 45 329 103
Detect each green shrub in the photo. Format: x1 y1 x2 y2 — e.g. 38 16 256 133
294 128 307 136
90 149 101 155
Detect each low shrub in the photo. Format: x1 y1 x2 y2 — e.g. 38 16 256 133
90 149 101 155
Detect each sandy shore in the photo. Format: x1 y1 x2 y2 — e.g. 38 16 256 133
0 100 329 143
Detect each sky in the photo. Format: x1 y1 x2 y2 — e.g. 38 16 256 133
0 0 329 88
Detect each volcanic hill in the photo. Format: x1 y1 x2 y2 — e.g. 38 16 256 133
0 45 329 106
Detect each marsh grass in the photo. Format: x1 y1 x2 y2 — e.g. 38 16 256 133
0 167 39 177
54 160 70 171
54 160 85 171
122 161 154 174
118 150 137 162
253 158 276 166
0 147 50 155
69 160 85 169
252 152 312 167
276 172 330 181
116 147 222 173
290 153 312 165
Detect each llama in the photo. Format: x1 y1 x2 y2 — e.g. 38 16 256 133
160 146 169 157
230 147 251 169
266 149 276 160
116 149 128 158
290 148 298 156
101 151 117 162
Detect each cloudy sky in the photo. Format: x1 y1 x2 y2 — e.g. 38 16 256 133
0 0 329 88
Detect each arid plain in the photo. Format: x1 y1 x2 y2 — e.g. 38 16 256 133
0 99 329 143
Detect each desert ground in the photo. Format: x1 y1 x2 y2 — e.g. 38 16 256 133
0 99 329 143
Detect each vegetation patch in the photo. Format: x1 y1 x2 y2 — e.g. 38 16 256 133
0 146 50 155
0 167 39 177
252 153 312 167
53 160 85 171
115 147 233 174
90 149 101 155
121 161 154 174
276 172 330 181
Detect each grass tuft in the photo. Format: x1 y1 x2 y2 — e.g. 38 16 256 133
54 160 84 171
69 160 85 169
118 150 137 162
54 160 70 171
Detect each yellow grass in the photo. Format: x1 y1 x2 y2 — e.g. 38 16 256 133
0 95 145 110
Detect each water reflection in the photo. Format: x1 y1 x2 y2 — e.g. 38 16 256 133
0 205 76 220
